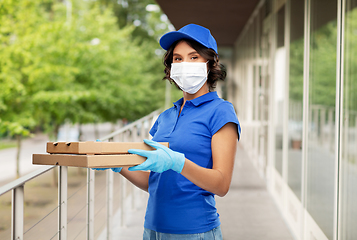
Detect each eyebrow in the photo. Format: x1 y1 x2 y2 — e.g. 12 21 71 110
173 51 198 56
188 51 198 55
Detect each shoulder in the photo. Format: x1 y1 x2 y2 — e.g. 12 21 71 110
208 98 236 116
208 99 240 139
158 105 177 120
150 106 176 137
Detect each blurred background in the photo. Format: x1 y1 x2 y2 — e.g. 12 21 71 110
0 0 182 179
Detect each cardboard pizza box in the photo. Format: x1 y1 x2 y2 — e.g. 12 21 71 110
46 141 169 154
33 154 145 168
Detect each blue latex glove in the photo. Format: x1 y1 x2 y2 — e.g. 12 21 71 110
92 167 122 172
92 168 109 171
92 139 122 173
128 139 185 173
111 167 122 172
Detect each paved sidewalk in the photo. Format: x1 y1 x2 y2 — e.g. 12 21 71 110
113 143 295 240
216 144 295 240
0 134 49 183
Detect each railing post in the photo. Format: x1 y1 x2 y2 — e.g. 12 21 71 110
11 185 24 240
120 131 127 227
131 125 139 210
106 138 114 240
140 120 146 140
87 169 95 240
58 166 68 240
106 170 113 240
120 176 126 227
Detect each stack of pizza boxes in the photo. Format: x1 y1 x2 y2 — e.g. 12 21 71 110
33 141 168 168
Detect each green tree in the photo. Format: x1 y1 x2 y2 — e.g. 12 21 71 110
0 0 171 178
0 0 43 177
289 20 338 108
345 8 357 115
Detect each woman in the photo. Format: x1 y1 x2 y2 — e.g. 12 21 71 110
99 23 241 239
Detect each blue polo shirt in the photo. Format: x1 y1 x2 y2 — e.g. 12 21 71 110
145 91 240 234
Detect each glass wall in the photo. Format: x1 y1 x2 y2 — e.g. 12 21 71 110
307 0 337 239
287 0 304 200
274 5 285 175
232 0 357 238
340 1 357 239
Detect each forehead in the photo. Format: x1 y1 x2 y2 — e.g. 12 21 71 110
173 40 196 54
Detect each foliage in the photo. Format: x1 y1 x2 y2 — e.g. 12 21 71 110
309 20 337 108
289 37 304 103
344 8 357 115
289 19 337 109
289 13 357 122
0 0 171 138
0 140 17 150
100 0 172 42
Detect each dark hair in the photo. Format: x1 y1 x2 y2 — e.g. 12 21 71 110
162 39 226 91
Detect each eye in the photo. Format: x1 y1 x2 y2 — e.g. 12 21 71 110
173 57 182 62
191 56 198 60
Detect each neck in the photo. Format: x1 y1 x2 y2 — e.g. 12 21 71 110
181 83 209 110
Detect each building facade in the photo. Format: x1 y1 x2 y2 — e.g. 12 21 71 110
230 1 357 240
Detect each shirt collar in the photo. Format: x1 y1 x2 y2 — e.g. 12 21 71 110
173 91 218 108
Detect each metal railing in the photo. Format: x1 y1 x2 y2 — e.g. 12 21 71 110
0 109 161 240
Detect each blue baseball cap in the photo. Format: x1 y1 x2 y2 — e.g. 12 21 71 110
159 24 218 54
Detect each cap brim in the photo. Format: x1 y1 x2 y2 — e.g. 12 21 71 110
160 31 201 51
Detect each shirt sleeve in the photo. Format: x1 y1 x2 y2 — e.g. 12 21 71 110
210 101 241 140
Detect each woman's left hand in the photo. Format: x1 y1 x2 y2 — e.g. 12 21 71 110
128 139 185 173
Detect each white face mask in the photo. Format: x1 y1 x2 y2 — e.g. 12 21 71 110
170 62 208 94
